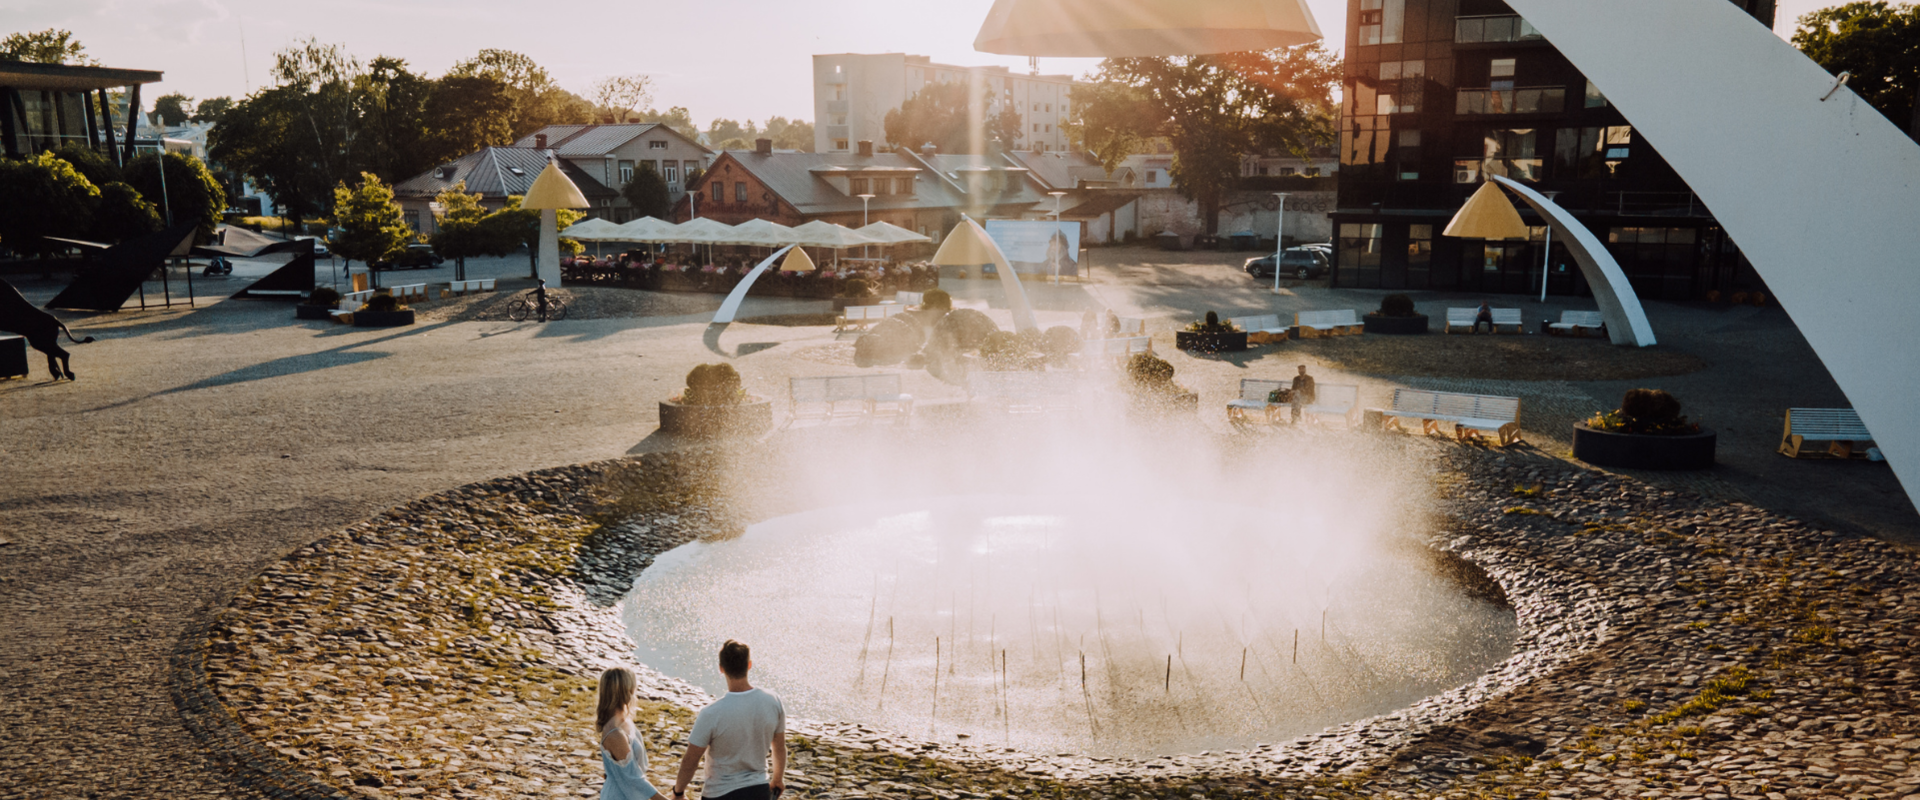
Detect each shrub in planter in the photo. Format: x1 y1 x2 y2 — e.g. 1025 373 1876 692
839 277 873 299
1186 310 1235 334
361 292 402 313
297 286 342 319
980 330 1042 371
934 308 998 351
1379 294 1416 317
1124 352 1198 416
1574 388 1715 470
352 291 415 327
854 317 923 367
921 288 953 311
660 363 771 438
680 363 744 406
1177 310 1248 353
1040 325 1082 358
1365 293 1430 335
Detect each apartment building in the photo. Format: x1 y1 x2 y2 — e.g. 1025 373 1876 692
812 53 1077 155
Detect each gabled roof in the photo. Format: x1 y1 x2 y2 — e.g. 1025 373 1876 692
393 147 617 200
1003 150 1129 191
712 149 1049 217
511 123 713 157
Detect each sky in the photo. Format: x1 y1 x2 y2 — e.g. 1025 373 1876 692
5 0 1833 129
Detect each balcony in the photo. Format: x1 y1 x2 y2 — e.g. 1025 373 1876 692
1456 86 1566 115
825 100 848 114
1456 15 1544 44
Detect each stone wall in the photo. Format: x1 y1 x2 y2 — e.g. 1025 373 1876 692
1132 189 1336 246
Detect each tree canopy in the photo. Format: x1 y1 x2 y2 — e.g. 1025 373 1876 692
883 82 1022 155
1794 1 1920 137
621 162 673 219
192 97 234 124
90 182 161 243
153 93 193 126
0 153 99 258
631 106 700 140
123 151 228 242
592 75 654 123
447 49 594 138
330 172 413 268
0 29 95 65
211 84 334 227
428 182 509 280
763 117 815 152
1068 47 1338 232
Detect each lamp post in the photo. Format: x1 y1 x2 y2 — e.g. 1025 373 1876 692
1538 190 1561 302
1048 190 1067 283
857 193 874 261
1271 192 1290 295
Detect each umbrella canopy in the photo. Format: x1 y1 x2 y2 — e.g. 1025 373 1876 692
789 220 882 249
779 246 817 272
1443 182 1531 240
561 218 626 241
615 216 679 241
856 221 932 244
730 218 798 247
672 217 741 244
521 161 589 209
973 0 1320 57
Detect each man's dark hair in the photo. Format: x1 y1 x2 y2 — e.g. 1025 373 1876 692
719 639 751 678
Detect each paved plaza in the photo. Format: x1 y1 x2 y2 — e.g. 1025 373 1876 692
0 247 1913 798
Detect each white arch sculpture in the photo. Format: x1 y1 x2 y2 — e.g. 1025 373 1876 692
1491 176 1656 347
1505 0 1920 512
712 245 796 324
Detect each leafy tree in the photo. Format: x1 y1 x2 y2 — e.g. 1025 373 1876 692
1794 1 1920 138
632 106 701 140
1074 47 1337 232
717 137 753 150
124 151 227 242
352 57 435 182
153 93 193 126
0 29 96 65
422 75 516 163
329 172 413 275
271 38 364 196
210 85 333 229
90 182 161 242
427 182 505 280
481 196 582 277
763 117 814 152
685 167 705 189
882 82 1022 155
592 74 654 123
0 153 99 259
192 97 234 124
707 118 751 146
51 142 121 187
448 49 592 138
621 161 673 219
1064 82 1155 171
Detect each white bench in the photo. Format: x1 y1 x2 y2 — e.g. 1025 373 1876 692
968 371 1078 413
449 278 497 296
1374 388 1523 445
1228 314 1289 344
1084 335 1153 364
1294 309 1362 338
895 291 924 307
835 304 906 332
1548 310 1606 337
1445 307 1524 334
1105 317 1146 338
1779 408 1874 459
789 374 913 422
389 283 429 303
343 290 375 306
1227 380 1361 426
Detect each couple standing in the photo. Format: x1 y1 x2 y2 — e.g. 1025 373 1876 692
597 640 786 800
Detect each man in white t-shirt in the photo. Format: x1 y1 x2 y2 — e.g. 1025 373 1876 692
673 640 786 800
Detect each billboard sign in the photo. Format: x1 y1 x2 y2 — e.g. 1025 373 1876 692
983 220 1079 278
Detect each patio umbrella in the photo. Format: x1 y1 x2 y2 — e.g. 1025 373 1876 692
672 217 740 244
789 220 882 248
731 218 798 247
561 218 625 241
615 216 679 242
856 221 932 244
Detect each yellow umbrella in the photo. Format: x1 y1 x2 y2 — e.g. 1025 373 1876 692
974 0 1320 57
779 246 816 272
519 161 588 286
1443 181 1531 240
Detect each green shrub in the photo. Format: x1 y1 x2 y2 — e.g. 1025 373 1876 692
839 277 873 298
1620 388 1681 421
1040 325 1082 356
362 292 401 313
1126 352 1175 389
854 317 922 367
1185 310 1238 334
1588 388 1698 436
979 330 1027 370
306 287 341 307
682 363 744 406
1379 294 1417 317
920 288 952 311
933 308 998 351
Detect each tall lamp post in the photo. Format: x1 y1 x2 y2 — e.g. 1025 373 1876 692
857 193 874 262
1538 190 1560 302
1048 191 1067 283
1271 192 1290 295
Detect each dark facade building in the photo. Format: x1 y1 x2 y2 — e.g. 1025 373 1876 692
1331 0 1776 301
1 62 162 165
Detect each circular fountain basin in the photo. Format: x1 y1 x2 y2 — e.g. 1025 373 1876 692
622 495 1516 758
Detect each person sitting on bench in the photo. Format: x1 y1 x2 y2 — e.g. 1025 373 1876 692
1473 300 1495 334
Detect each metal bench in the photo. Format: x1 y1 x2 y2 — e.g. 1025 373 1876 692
1227 379 1360 426
389 283 429 303
788 374 913 423
895 291 924 307
1228 314 1289 344
968 371 1078 413
1113 317 1147 337
1548 310 1606 337
1294 309 1362 338
1779 407 1874 459
1445 307 1524 334
1374 388 1523 445
448 278 497 296
835 304 905 332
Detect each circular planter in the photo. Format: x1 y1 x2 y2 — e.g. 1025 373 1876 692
657 396 773 438
1176 331 1249 354
351 309 415 328
1364 313 1429 335
294 305 334 321
1572 422 1717 470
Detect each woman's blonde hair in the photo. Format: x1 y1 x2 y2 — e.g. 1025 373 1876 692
596 668 636 731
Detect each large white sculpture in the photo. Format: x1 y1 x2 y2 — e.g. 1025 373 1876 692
1491 177 1656 347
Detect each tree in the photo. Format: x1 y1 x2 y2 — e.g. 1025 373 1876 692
427 182 505 280
51 142 121 187
882 82 1021 155
448 49 592 138
707 118 751 146
90 182 161 243
271 38 364 197
192 97 234 124
0 29 96 65
592 74 654 123
153 93 193 126
717 137 753 151
0 153 99 259
621 161 672 219
210 85 334 229
422 75 516 162
124 151 228 242
763 117 814 152
632 106 700 140
1074 47 1338 232
352 57 435 183
481 196 582 276
1064 82 1155 171
1794 2 1920 138
329 172 413 276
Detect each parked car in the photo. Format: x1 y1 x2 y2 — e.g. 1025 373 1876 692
293 236 330 257
372 244 444 270
1244 248 1330 280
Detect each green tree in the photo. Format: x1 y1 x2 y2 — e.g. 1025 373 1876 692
426 182 504 280
707 118 750 146
191 97 233 124
591 74 654 123
717 137 753 151
272 38 364 193
763 117 814 151
210 85 333 229
0 29 96 65
89 182 161 242
124 151 228 242
632 106 700 140
447 49 592 138
153 93 193 126
51 142 121 187
1064 82 1155 171
352 57 435 182
329 172 413 276
1794 1 1920 138
422 75 516 163
1076 47 1337 232
0 153 100 259
882 82 1022 155
621 161 672 219
481 196 582 277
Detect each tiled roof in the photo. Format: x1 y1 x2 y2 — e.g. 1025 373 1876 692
1004 150 1119 190
717 150 1048 217
511 123 713 156
393 147 617 200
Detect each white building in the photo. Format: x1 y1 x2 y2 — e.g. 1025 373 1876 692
812 53 1078 155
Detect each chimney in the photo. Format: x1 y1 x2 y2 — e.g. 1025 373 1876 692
857 140 873 157
755 138 773 156
534 133 547 149
920 142 937 157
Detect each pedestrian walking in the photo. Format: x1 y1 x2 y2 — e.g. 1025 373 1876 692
597 667 664 799
673 640 786 800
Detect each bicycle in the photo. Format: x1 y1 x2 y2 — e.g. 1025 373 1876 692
507 280 568 322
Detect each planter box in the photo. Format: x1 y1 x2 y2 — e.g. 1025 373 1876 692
1364 313 1429 335
658 396 773 438
1176 330 1249 354
295 304 334 321
351 309 415 328
1572 422 1717 470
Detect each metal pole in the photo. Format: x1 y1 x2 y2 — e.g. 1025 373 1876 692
1271 192 1290 295
1540 221 1553 303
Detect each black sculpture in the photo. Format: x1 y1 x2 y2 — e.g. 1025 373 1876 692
0 278 94 381
45 222 198 312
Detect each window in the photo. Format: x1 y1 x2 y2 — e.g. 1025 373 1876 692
895 177 914 194
1456 87 1566 115
1455 15 1541 43
1481 128 1543 181
1033 102 1041 111
1146 170 1159 183
1358 0 1405 45
1375 60 1425 114
1045 123 1052 133
711 182 724 204
850 177 870 195
1584 80 1608 108
1396 129 1421 180
832 115 847 126
664 163 679 189
619 160 634 184
1555 126 1633 178
506 167 525 176
649 140 668 150
1338 223 1385 278
1304 167 1322 177
735 182 748 203
1490 58 1516 79
1279 167 1297 176
1407 224 1434 278
1045 103 1052 112
833 85 846 100
1257 165 1269 176
1033 123 1041 133
686 161 699 175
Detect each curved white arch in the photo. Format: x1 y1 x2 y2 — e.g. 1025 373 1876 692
1492 176 1655 347
712 245 796 324
1506 0 1920 511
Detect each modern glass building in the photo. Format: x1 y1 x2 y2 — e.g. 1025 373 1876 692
1330 0 1777 301
0 61 162 165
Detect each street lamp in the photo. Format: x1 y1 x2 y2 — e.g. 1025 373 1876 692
1538 190 1561 302
857 193 874 261
1048 191 1067 283
1271 192 1290 295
